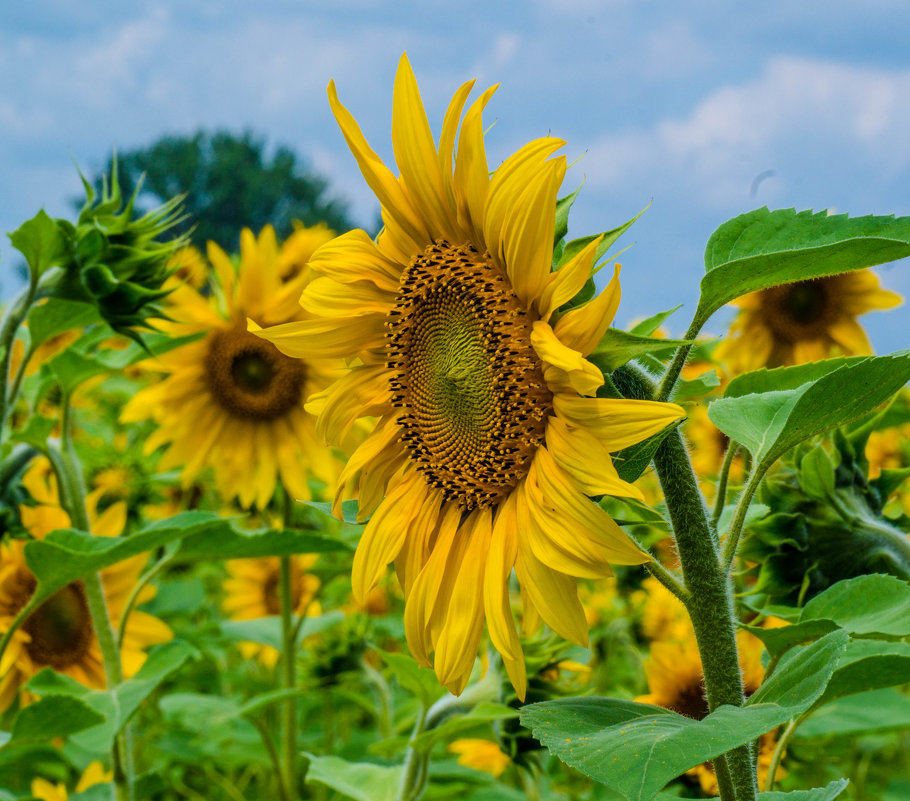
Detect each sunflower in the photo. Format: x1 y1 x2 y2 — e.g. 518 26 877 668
221 555 321 667
166 245 209 288
631 575 693 643
253 54 686 697
31 761 112 801
637 630 779 794
121 224 342 509
716 270 901 373
0 461 173 712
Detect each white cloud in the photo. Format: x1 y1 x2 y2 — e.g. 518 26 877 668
585 56 910 208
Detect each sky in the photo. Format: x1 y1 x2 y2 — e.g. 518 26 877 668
2 0 909 350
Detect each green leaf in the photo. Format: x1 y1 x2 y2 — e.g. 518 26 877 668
221 610 345 650
23 512 230 610
795 688 910 738
698 207 910 325
301 499 362 525
26 640 199 752
177 525 351 560
672 369 721 402
815 639 910 706
800 574 910 637
377 649 445 707
741 619 839 658
410 702 518 753
557 202 648 271
0 695 103 752
303 753 400 801
798 445 837 501
612 421 681 483
723 358 866 399
9 415 56 451
553 184 582 252
708 352 910 469
655 780 849 801
25 299 102 350
589 329 691 373
70 785 114 801
8 210 63 277
629 306 683 336
520 631 846 801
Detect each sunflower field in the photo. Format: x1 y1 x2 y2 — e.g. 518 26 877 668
2 53 910 801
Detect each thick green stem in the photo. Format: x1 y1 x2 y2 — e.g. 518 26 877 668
656 317 702 402
653 429 758 800
279 554 299 799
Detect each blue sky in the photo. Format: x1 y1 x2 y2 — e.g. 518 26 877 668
2 1 909 349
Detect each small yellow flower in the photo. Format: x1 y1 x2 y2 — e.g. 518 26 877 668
717 270 901 373
448 738 511 777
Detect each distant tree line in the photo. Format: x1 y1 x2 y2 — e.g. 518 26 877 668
94 130 356 250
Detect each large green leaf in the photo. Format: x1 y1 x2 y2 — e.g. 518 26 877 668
25 640 198 752
697 207 910 325
8 210 63 277
520 631 846 801
815 639 910 706
23 512 230 609
26 299 102 350
0 695 103 753
410 702 518 753
723 358 867 399
795 688 910 738
656 780 849 801
177 525 352 560
303 754 401 801
800 574 910 637
708 352 910 468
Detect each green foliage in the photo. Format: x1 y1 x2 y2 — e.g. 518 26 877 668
24 299 102 351
221 611 345 650
589 329 690 373
697 207 910 325
303 753 401 801
520 632 847 801
95 131 354 251
8 210 64 280
709 352 910 469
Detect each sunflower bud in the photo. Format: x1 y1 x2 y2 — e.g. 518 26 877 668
50 159 188 341
739 432 910 607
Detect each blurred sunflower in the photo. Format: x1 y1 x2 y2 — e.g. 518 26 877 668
637 630 780 794
221 555 321 667
717 270 901 373
631 575 693 643
448 738 511 777
0 460 172 712
31 761 112 801
254 54 685 697
166 245 209 288
121 224 341 509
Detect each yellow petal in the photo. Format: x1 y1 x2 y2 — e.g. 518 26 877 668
351 469 425 604
483 492 521 661
554 395 686 452
307 365 390 445
435 508 492 689
531 320 603 396
333 417 402 518
250 315 385 359
309 229 403 292
328 78 427 253
828 317 872 355
207 240 236 304
392 53 455 241
554 263 621 355
300 276 395 318
539 235 602 321
545 415 645 500
453 85 498 245
394 486 444 596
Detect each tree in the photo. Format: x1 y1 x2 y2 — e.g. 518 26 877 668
96 130 354 250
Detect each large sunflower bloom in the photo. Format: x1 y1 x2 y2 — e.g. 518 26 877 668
0 462 172 712
716 270 901 373
254 55 686 697
122 224 341 508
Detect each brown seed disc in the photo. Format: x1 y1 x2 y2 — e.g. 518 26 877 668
761 277 837 342
387 241 553 510
205 323 306 421
23 581 95 670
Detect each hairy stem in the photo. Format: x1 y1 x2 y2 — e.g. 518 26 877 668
279 554 299 799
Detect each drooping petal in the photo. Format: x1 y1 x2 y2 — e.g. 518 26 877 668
531 320 603 396
554 264 622 355
299 276 396 318
307 365 391 445
554 395 686 452
351 469 426 604
538 235 602 321
545 415 645 500
308 229 403 292
483 492 521 661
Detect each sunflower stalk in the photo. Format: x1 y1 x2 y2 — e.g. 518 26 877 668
0 272 40 446
279 554 300 800
49 399 136 801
